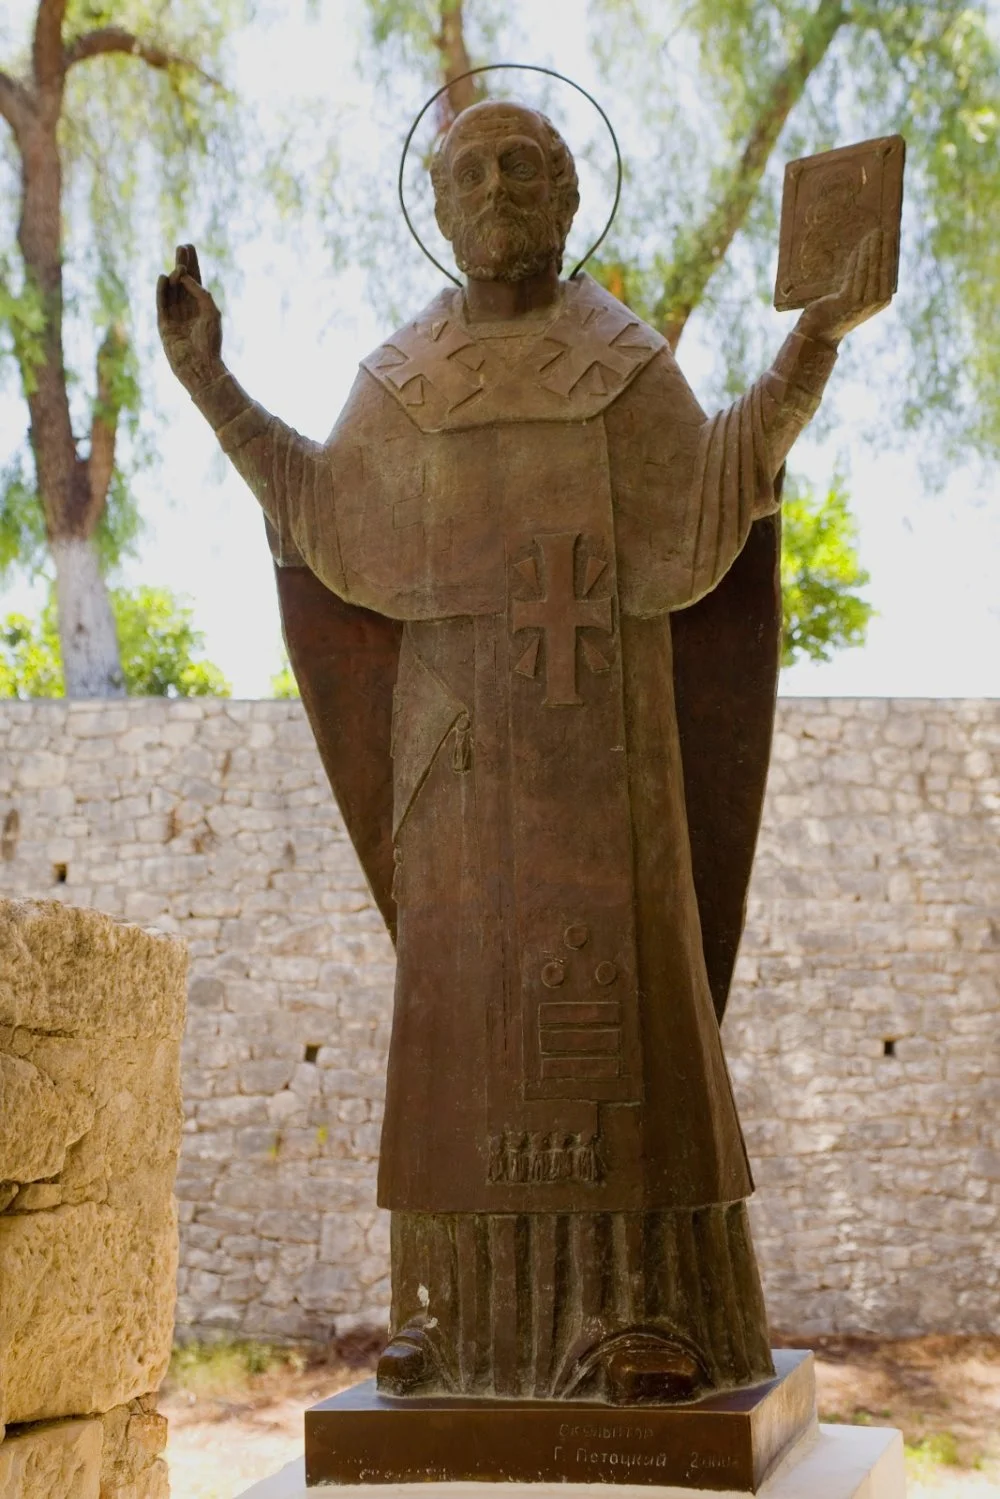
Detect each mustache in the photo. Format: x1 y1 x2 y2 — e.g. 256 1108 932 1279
470 198 543 230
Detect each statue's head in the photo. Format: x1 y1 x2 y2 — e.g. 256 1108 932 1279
430 100 580 283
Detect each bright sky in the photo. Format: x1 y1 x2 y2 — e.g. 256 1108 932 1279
1 0 998 698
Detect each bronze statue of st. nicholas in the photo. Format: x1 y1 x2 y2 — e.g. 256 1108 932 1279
158 98 894 1407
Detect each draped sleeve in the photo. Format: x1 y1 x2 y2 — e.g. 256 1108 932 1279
190 368 348 599
610 328 838 616
684 328 838 605
685 379 778 606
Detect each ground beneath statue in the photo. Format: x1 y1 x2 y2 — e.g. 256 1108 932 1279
161 1334 999 1499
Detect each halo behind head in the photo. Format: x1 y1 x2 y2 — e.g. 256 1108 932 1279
398 63 623 288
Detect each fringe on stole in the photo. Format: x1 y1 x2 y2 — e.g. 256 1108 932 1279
487 1131 601 1185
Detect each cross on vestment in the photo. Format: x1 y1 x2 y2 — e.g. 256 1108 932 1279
511 532 613 707
537 306 650 399
376 319 486 411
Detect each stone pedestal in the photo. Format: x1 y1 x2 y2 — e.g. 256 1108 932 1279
237 1423 905 1499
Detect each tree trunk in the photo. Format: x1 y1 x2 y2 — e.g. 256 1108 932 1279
8 0 126 697
51 534 125 697
436 0 481 130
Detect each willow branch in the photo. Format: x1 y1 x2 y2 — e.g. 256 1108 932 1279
64 26 222 88
435 0 482 127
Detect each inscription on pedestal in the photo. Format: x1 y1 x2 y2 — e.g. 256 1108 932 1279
304 1349 817 1492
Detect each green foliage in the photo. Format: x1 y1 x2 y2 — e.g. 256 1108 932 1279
0 261 46 394
0 455 49 582
588 0 1000 454
270 653 300 699
904 1431 963 1478
0 586 231 698
0 611 64 699
361 0 505 86
780 472 873 667
0 456 143 586
366 0 443 54
167 1339 303 1398
112 585 232 696
93 470 145 576
875 4 1000 458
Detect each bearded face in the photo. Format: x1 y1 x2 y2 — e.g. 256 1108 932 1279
451 195 564 283
433 104 574 284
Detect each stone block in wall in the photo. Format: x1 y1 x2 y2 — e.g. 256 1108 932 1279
96 1395 170 1499
0 1418 102 1499
0 900 186 1428
0 1398 167 1499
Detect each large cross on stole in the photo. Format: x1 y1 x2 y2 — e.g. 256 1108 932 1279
511 532 613 707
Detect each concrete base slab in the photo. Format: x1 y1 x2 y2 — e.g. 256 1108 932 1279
236 1423 905 1499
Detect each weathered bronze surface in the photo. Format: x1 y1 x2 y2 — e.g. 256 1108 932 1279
304 1350 816 1491
158 95 897 1427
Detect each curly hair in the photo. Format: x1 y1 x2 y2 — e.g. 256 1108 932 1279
430 104 580 264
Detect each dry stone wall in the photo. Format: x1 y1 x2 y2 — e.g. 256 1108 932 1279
0 698 996 1344
726 700 999 1337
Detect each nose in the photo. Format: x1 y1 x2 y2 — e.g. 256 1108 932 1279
484 158 504 199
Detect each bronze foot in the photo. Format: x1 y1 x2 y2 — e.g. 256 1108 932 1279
560 1327 710 1405
376 1330 437 1396
604 1334 708 1404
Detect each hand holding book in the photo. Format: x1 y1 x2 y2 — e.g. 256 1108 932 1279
775 134 905 331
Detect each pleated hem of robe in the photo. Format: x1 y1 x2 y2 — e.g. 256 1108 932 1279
388 1204 774 1401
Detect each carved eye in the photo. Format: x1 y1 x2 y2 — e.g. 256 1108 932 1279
457 164 484 189
509 161 537 182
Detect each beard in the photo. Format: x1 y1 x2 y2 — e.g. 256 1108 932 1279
452 200 563 283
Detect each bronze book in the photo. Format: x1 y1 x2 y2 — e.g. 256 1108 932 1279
775 134 905 311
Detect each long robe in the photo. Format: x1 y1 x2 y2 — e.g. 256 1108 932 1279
205 274 835 1220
